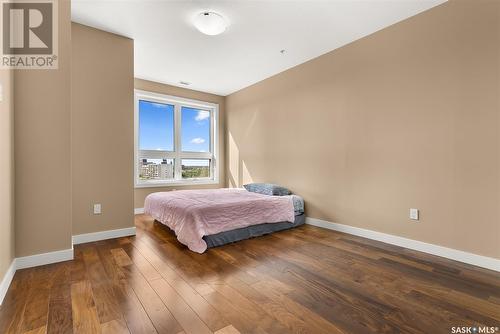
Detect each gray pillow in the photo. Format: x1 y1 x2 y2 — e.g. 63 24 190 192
243 183 291 196
289 195 304 214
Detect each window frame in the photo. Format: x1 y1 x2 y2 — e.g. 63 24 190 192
134 89 219 188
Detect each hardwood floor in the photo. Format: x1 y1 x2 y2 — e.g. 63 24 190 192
1 214 499 334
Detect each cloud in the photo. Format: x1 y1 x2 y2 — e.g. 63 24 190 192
190 137 206 144
195 110 210 121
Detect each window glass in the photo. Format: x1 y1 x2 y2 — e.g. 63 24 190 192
181 159 211 179
181 107 210 152
138 158 175 181
139 100 174 151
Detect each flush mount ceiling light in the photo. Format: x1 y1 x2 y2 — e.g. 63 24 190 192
193 11 227 36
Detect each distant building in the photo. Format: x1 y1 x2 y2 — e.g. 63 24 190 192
159 160 174 179
140 159 173 179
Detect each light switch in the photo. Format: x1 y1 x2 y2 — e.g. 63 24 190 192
93 203 102 215
409 208 419 221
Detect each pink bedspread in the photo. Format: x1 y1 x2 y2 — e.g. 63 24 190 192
144 188 295 253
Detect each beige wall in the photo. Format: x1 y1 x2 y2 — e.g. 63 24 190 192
15 0 72 257
226 0 500 259
71 23 134 235
0 69 14 280
134 79 226 209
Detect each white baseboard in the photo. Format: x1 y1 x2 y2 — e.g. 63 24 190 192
15 247 74 271
306 217 500 272
0 260 16 305
134 208 144 214
72 227 136 245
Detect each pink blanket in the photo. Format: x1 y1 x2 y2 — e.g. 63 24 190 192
144 188 295 253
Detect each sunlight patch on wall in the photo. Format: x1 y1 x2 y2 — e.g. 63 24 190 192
228 132 239 188
241 160 253 186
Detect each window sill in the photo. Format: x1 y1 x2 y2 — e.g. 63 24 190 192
135 179 220 189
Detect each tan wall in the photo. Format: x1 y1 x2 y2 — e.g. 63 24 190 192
134 79 226 209
71 23 134 235
0 69 14 280
14 0 72 257
226 0 500 259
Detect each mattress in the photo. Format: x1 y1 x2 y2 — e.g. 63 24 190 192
145 188 297 253
204 213 305 249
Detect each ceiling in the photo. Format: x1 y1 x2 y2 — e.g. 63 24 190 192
72 0 446 96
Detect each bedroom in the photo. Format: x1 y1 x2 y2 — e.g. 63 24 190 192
0 0 499 333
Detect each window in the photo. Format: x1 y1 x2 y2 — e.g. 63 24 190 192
135 90 218 187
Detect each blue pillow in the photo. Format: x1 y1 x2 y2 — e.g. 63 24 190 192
243 183 291 196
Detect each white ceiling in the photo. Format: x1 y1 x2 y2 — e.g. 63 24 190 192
72 0 446 96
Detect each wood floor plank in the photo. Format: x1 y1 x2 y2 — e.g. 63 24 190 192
81 246 123 324
92 240 164 333
215 325 242 334
158 239 217 282
46 262 73 334
23 325 47 334
209 282 292 334
70 281 101 334
70 248 88 284
110 248 133 267
251 279 345 334
225 277 329 334
167 277 229 332
0 269 34 334
1 214 499 334
282 269 402 333
202 291 268 334
101 319 130 334
120 243 162 281
136 226 216 295
119 264 183 334
181 244 260 285
20 265 55 333
129 238 182 282
114 280 157 334
129 238 229 332
149 278 212 334
86 242 158 334
248 235 330 273
318 264 465 333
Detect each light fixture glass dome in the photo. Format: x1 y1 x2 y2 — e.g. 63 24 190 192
193 12 227 36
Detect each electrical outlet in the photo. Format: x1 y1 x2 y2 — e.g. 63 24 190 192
409 208 419 221
93 203 102 215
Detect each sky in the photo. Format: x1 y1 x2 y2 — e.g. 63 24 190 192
181 106 210 152
139 100 210 166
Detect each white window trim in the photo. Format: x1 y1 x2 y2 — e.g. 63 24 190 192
134 89 219 188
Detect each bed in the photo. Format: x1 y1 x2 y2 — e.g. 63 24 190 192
144 187 304 253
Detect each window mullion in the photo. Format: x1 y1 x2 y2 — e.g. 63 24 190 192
174 103 181 181
211 108 215 179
